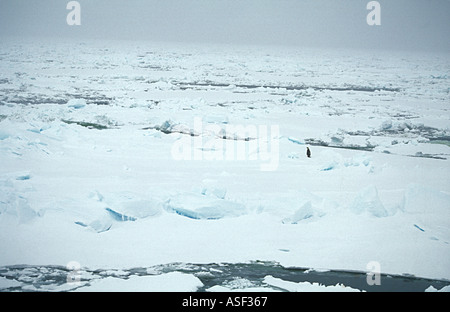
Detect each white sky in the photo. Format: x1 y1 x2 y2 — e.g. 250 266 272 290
0 0 449 52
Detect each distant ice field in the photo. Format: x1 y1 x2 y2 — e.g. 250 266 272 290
0 39 449 291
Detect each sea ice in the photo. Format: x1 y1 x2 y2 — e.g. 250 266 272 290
263 275 362 292
80 217 112 233
403 184 450 215
164 192 246 220
425 285 450 292
0 276 22 290
282 201 315 224
0 129 10 140
0 190 37 224
103 192 164 219
317 150 372 172
348 185 388 218
0 39 449 286
76 272 203 292
67 99 87 109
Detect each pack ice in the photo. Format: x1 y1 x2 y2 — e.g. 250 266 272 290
0 39 449 288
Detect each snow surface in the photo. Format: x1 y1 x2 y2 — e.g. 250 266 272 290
425 285 450 292
0 39 449 291
74 272 203 292
262 276 362 292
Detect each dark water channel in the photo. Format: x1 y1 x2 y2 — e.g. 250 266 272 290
1 261 448 292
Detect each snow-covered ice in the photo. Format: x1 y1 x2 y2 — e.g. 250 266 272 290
262 275 362 292
0 39 449 291
75 272 203 292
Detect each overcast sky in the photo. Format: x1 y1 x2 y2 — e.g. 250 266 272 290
0 0 449 52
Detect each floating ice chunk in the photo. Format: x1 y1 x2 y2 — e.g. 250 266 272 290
425 285 450 292
76 272 203 292
263 275 362 292
0 276 22 290
206 285 275 292
165 192 246 220
349 185 388 217
67 98 87 109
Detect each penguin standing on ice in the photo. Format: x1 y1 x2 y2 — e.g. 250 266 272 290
306 147 311 158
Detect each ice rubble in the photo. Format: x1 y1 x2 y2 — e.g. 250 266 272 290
1 168 448 233
31 186 246 233
304 118 450 160
66 185 334 229
0 276 22 290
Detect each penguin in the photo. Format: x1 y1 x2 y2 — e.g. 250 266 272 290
306 147 311 158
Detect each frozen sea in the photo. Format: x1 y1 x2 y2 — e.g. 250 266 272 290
0 38 449 292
